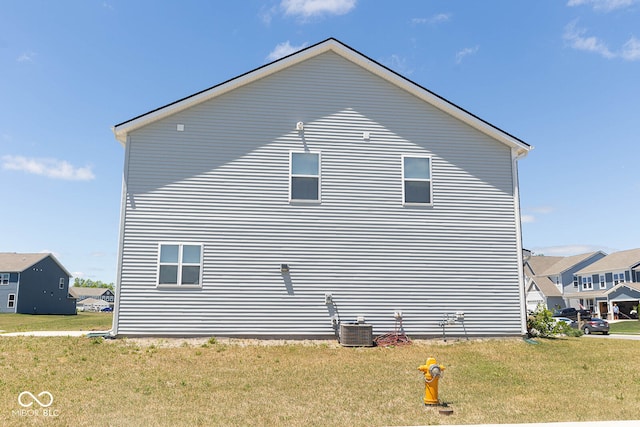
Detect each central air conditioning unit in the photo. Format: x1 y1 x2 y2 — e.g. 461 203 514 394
339 323 373 347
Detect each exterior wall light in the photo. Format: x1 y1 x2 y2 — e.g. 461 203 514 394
280 264 290 273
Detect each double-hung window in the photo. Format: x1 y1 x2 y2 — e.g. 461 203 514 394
613 272 625 285
581 276 593 290
7 294 15 308
158 243 203 287
599 275 606 289
59 278 65 290
290 152 320 202
402 155 432 205
0 273 9 285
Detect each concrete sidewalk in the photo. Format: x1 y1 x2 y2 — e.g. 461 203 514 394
410 421 639 427
0 330 105 337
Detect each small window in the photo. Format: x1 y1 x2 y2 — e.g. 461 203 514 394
599 275 606 289
59 278 65 290
7 294 15 308
0 273 9 285
290 152 320 202
158 243 203 287
402 156 432 205
573 276 578 287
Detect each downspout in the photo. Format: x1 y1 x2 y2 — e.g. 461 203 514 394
512 147 529 335
111 133 131 336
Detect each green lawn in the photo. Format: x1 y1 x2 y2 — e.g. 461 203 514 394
0 312 112 333
610 320 640 334
1 336 639 426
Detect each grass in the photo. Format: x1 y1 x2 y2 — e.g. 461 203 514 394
610 320 640 334
1 336 640 426
0 312 112 333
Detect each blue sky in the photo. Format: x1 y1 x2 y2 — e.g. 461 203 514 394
1 0 639 283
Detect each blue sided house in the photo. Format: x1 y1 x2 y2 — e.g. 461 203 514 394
0 253 76 315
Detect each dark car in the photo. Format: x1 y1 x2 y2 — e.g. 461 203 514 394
101 307 113 312
553 307 591 321
581 318 609 335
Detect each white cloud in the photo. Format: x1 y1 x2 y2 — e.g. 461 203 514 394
563 20 615 58
621 36 640 60
266 41 308 61
564 20 640 61
281 0 356 18
1 155 95 181
412 13 451 25
382 54 414 76
567 0 637 12
455 46 479 64
17 51 36 63
260 5 279 25
521 214 536 223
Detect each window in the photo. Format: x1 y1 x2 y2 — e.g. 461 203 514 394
599 275 606 289
0 273 9 285
573 276 578 287
402 156 432 205
59 278 65 290
613 272 626 285
581 276 592 290
7 294 15 308
158 243 203 286
290 152 320 202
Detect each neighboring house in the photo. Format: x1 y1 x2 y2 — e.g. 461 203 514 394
77 297 110 312
523 252 605 313
569 248 640 319
110 38 531 338
0 253 76 315
68 287 115 304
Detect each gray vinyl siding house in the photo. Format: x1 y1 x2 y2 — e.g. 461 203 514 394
111 39 531 338
0 253 76 315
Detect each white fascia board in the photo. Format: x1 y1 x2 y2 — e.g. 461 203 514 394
112 41 337 144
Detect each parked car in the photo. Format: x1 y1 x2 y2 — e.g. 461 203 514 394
553 308 591 321
581 318 609 335
552 317 576 328
101 307 113 312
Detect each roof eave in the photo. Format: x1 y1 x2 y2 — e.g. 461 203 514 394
112 38 532 154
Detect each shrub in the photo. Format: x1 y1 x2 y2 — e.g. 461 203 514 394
527 305 561 338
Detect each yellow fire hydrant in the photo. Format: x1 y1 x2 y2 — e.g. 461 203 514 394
418 357 445 405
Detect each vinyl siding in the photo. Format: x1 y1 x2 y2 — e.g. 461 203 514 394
115 51 522 337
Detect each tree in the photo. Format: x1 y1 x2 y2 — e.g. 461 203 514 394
73 278 114 291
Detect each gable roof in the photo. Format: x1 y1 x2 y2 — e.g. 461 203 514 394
605 282 640 296
525 256 563 276
576 248 640 276
112 38 531 156
69 287 113 298
525 252 604 277
540 251 604 276
530 276 562 297
0 253 71 276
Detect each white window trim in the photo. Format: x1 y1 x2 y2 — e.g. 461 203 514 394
59 278 65 290
613 272 626 285
7 293 15 308
401 154 433 206
599 275 606 289
289 151 321 204
581 276 593 290
156 243 204 289
0 273 9 285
